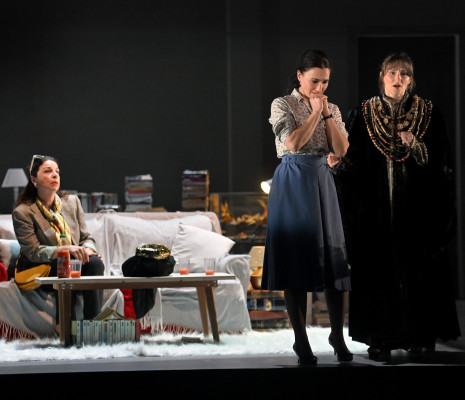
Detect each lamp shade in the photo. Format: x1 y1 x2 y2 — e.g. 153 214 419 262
2 168 28 188
260 179 272 194
249 246 265 268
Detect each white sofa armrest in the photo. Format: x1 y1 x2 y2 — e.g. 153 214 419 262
218 254 250 299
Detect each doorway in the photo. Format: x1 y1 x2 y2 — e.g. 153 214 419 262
357 35 463 298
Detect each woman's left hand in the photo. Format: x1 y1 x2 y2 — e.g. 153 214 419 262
67 245 100 264
398 131 414 146
321 95 331 117
327 152 340 168
66 245 90 264
84 247 101 259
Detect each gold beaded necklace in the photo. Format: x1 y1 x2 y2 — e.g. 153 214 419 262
362 94 432 162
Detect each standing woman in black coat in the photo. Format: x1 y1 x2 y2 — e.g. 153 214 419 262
334 53 461 359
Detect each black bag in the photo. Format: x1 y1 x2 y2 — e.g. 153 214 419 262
122 255 175 277
122 244 175 319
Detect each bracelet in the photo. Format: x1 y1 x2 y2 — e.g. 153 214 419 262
322 113 333 120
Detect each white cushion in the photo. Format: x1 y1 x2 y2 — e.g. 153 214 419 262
105 214 213 266
171 223 235 272
0 239 20 268
0 217 15 239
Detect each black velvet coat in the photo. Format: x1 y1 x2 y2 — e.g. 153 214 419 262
336 95 460 350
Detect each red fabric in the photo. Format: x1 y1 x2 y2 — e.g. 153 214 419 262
121 289 150 333
0 263 8 282
121 288 137 319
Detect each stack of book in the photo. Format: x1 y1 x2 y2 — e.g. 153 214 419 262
182 170 209 211
71 308 139 346
247 289 290 330
124 174 153 211
311 292 348 326
312 296 330 327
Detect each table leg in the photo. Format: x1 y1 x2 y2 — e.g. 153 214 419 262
204 286 219 343
58 285 72 347
196 287 210 337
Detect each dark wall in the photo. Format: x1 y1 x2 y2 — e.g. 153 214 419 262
1 0 231 211
1 0 464 294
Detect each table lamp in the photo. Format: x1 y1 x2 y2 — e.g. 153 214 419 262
2 168 28 204
249 246 265 268
260 179 272 194
249 246 265 289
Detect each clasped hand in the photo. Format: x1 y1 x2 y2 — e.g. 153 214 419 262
57 245 100 264
327 152 340 168
309 93 329 116
398 131 414 146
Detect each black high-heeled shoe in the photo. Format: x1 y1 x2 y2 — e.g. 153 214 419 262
328 334 353 362
293 343 318 366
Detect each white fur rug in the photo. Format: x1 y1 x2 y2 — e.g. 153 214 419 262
0 327 368 362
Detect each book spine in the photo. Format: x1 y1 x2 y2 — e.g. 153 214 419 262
75 320 81 346
251 319 290 329
115 320 119 343
95 321 101 344
103 321 108 344
247 297 286 311
83 320 89 345
71 320 77 345
247 290 285 298
109 321 113 344
131 320 136 342
249 310 289 321
72 318 138 345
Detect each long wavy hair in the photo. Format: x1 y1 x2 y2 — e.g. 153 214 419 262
286 49 331 95
15 155 63 207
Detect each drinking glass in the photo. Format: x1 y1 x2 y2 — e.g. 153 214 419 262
70 259 82 278
179 258 190 275
204 258 216 275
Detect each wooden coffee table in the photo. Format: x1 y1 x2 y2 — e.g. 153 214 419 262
35 272 236 347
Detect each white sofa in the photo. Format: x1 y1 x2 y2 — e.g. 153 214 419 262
0 211 251 340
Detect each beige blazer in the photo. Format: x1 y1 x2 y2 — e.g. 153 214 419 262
12 194 96 271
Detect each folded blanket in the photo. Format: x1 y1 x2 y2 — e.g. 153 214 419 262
0 280 125 340
0 280 56 338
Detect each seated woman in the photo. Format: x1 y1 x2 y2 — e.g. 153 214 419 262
12 155 104 324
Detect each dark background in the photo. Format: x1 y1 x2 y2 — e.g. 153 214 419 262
1 0 464 297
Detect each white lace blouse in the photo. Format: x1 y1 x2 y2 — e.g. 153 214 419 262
269 89 348 158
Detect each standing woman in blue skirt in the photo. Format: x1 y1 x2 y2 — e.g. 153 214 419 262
262 50 352 365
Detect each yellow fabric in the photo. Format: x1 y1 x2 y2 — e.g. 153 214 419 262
36 195 72 244
14 264 51 291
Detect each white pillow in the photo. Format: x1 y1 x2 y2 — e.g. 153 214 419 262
171 223 235 272
105 214 213 265
0 217 15 239
0 239 20 268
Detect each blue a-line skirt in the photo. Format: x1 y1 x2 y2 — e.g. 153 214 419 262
262 154 350 291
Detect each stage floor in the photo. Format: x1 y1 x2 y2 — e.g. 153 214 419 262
1 301 465 398
0 339 464 374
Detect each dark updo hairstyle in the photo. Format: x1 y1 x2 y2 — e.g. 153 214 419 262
15 155 60 207
378 52 415 95
286 49 331 94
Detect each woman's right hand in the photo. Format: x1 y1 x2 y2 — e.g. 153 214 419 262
309 93 326 115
